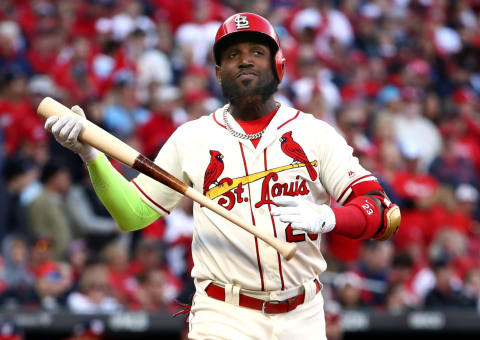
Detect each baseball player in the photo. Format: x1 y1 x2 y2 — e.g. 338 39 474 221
45 13 401 340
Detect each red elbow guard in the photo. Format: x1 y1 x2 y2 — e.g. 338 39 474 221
345 196 382 239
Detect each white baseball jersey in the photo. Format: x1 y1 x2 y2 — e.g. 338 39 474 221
132 104 376 291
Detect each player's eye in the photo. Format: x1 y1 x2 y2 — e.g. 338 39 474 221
253 50 264 56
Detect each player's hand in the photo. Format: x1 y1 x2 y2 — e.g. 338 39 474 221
44 105 99 162
270 198 336 234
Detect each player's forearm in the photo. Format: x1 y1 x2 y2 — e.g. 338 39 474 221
332 193 401 240
86 153 161 231
331 205 369 239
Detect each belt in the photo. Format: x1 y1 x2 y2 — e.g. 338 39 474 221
205 280 322 315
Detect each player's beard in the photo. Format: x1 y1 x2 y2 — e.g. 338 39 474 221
221 72 278 106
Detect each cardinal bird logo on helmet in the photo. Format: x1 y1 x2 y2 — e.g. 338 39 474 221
280 131 318 181
203 150 225 195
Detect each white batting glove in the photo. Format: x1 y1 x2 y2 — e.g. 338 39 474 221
44 105 99 163
270 198 336 234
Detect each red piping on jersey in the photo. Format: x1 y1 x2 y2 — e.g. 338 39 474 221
264 148 285 290
277 111 299 130
336 175 376 203
131 180 170 214
240 143 265 291
213 112 226 129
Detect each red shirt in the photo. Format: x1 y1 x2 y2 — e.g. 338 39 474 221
236 106 280 148
136 113 177 158
392 171 438 201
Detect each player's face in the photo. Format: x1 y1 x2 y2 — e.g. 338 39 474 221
217 41 277 104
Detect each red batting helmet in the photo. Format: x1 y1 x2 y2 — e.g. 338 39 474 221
213 13 286 82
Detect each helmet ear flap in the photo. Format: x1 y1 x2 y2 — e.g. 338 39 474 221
274 50 286 82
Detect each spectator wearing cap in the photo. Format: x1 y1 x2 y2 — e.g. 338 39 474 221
102 71 151 138
30 237 73 311
26 159 73 260
0 156 39 239
183 90 213 121
334 271 365 310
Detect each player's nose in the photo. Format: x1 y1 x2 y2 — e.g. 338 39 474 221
238 52 254 67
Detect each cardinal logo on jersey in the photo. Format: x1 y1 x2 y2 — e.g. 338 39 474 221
203 143 318 211
279 131 318 181
203 150 224 195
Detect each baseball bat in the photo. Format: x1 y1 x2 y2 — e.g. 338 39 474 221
37 97 296 260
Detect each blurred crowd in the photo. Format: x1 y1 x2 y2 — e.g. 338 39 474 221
0 0 480 337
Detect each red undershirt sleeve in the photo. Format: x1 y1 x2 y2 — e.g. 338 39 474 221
331 205 367 239
329 181 385 239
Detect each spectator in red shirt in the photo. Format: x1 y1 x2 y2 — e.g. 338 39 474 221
100 241 135 305
137 85 180 158
51 36 99 103
392 142 440 249
26 28 63 74
0 71 32 155
30 238 73 311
